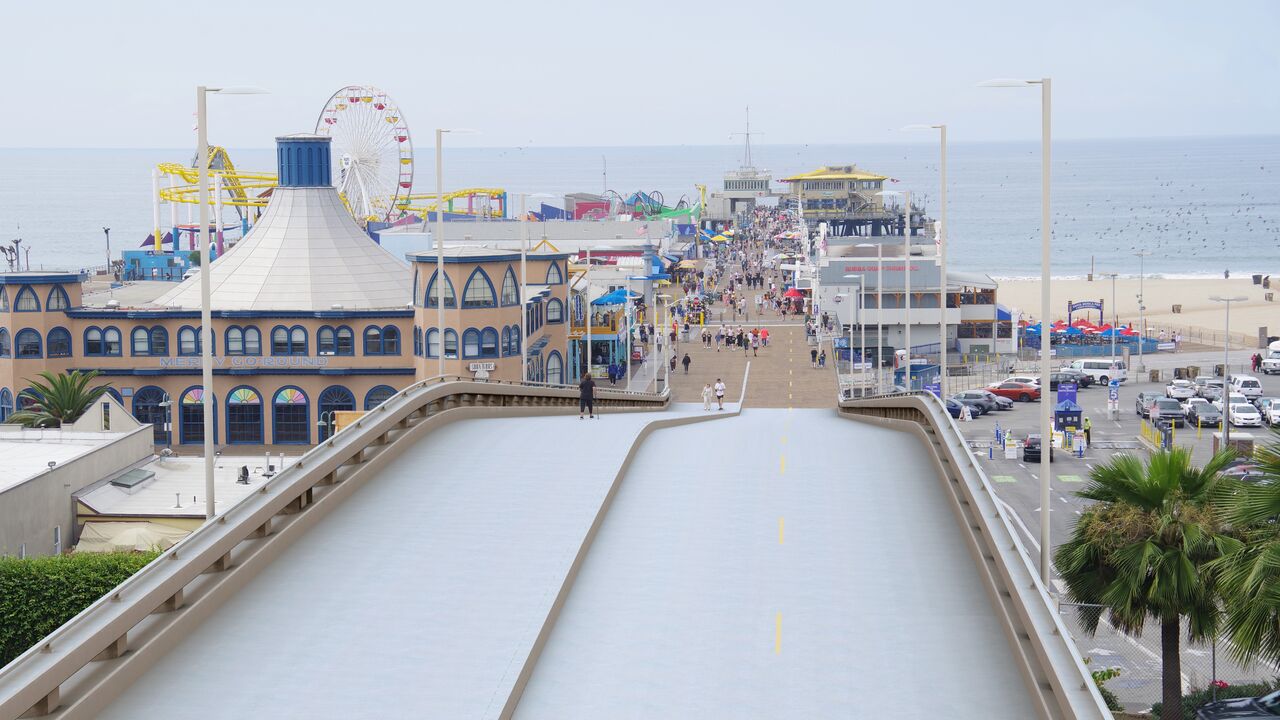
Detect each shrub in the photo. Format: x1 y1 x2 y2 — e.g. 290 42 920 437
0 552 158 668
1150 680 1280 718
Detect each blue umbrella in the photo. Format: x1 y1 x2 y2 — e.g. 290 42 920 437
1064 326 1084 336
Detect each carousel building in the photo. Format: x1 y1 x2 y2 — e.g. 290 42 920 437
0 134 569 447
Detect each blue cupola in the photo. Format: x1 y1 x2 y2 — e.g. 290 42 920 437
276 134 332 188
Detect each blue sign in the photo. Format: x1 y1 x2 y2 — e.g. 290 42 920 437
925 382 941 398
1057 382 1078 404
1108 380 1120 402
1069 300 1103 312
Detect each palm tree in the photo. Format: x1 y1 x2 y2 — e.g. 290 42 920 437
4 370 112 428
1213 440 1280 666
1055 448 1239 720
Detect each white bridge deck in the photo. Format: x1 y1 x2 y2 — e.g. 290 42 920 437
90 408 1038 719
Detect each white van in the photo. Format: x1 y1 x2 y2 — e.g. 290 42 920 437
1231 375 1264 400
1067 359 1128 385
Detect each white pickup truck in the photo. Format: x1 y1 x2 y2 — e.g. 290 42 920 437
1262 340 1280 375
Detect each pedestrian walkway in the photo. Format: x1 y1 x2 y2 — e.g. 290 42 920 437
666 324 836 408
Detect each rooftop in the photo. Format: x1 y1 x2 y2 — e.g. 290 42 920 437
0 428 131 494
76 454 297 519
0 271 88 285
779 165 888 183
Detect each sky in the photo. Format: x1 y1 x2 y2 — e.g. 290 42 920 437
3 0 1278 148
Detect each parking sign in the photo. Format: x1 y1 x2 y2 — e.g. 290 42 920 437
1108 380 1120 402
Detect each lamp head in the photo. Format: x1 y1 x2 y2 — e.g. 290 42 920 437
900 124 943 131
977 78 1038 88
206 86 269 95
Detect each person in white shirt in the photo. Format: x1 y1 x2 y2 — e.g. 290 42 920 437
714 378 727 410
701 383 713 411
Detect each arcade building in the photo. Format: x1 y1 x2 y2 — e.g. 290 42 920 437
0 135 569 447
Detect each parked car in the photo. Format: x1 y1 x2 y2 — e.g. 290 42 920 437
1065 358 1128 385
1165 379 1197 400
989 381 1041 402
1255 397 1280 426
1185 401 1222 428
992 375 1041 388
953 390 1000 413
978 390 1015 411
1054 368 1094 388
949 394 987 417
1149 398 1186 427
1195 686 1280 718
1230 403 1264 428
1022 434 1054 463
1214 392 1250 413
944 398 964 418
1199 378 1225 401
1220 457 1261 482
1232 374 1265 400
1135 391 1163 417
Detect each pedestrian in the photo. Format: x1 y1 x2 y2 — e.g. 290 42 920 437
818 349 826 369
1083 416 1092 445
714 377 726 410
751 334 759 357
682 353 692 374
670 354 678 374
578 372 596 419
810 347 818 368
701 383 713 411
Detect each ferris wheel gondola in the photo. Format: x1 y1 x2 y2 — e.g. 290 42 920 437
314 85 413 223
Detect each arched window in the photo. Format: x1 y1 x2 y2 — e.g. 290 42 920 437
509 325 521 356
547 298 564 323
14 286 39 312
462 328 481 358
545 261 563 285
132 386 169 444
179 327 199 356
363 326 383 355
382 326 400 355
318 326 336 354
364 385 396 411
425 328 440 358
425 271 457 308
243 327 261 355
0 288 7 312
443 329 458 358
0 388 13 422
84 327 103 356
413 327 422 356
226 387 263 444
501 267 519 306
462 268 496 308
103 327 122 356
46 328 71 358
272 387 309 444
131 327 151 355
480 327 498 358
179 387 209 445
0 329 9 357
335 326 354 355
46 286 70 311
547 351 564 385
14 329 41 358
226 326 244 355
318 385 355 441
500 327 510 356
271 325 307 355
291 326 307 354
150 326 168 356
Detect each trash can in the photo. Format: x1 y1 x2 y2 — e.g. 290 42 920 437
1215 363 1226 377
1187 364 1200 378
1254 274 1263 285
1173 367 1185 380
1173 304 1182 314
1149 369 1161 383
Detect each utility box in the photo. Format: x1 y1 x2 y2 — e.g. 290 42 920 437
1149 369 1162 382
1054 399 1083 433
1214 432 1256 457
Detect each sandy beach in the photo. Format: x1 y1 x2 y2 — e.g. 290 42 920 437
995 276 1280 348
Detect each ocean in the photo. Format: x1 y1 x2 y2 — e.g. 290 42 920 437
1 135 1277 279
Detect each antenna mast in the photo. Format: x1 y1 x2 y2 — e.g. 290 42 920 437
728 106 759 169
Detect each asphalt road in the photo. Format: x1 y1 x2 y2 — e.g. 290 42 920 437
956 348 1280 711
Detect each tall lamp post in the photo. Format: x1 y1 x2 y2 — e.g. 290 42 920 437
903 123 948 397
196 85 266 519
517 192 555 383
980 76 1052 583
1102 272 1118 363
878 189 912 390
1135 249 1150 372
1210 295 1247 446
431 128 478 379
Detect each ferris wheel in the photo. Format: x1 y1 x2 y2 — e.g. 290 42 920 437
314 85 413 223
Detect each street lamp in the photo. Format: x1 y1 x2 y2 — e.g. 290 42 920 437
1210 295 1247 446
518 192 556 384
1135 250 1150 372
158 396 173 452
430 128 479 379
196 84 267 519
903 123 949 397
316 410 337 441
656 293 673 392
877 189 912 390
979 76 1052 583
1102 272 1118 363
844 273 870 396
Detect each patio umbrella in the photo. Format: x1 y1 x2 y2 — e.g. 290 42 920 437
1064 327 1084 336
783 288 805 298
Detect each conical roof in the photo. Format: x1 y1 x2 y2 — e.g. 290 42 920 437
153 187 411 312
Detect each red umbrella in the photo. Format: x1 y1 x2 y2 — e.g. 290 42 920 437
783 288 805 298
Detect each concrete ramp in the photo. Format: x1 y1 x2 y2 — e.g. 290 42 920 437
513 409 1040 719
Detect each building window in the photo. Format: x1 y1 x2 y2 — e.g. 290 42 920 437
501 267 519 306
84 327 103 356
227 327 243 355
0 288 7 312
335 326 353 355
47 328 71 357
46 286 70 311
318 385 355 440
178 327 201 356
382 326 400 355
318 326 335 354
103 327 122 356
132 386 169 444
546 262 563 285
0 388 12 422
272 387 310 444
227 326 260 356
443 329 458 359
14 286 39 312
15 329 41 358
179 387 207 444
226 387 263 444
547 351 564 385
509 325 520 356
462 328 480 358
364 385 396 411
272 325 307 356
462 269 497 308
500 327 510 356
479 328 498 358
425 271 457 308
150 327 168 356
0 329 9 357
547 298 564 323
363 326 382 355
425 328 440 358
131 327 151 355
413 327 422 356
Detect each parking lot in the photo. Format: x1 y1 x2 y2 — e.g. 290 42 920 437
955 346 1280 710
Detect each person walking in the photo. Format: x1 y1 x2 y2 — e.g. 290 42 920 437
701 383 713 411
579 372 596 419
670 353 678 374
682 353 692 374
818 349 827 369
751 333 759 357
810 347 818 368
1083 416 1092 445
714 377 727 410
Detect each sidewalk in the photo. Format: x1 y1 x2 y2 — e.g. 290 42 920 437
665 324 836 408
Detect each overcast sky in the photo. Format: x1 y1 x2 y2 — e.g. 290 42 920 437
4 0 1277 148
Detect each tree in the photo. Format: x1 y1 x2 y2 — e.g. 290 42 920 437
4 370 111 428
1213 440 1280 666
187 250 201 267
1055 448 1239 720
